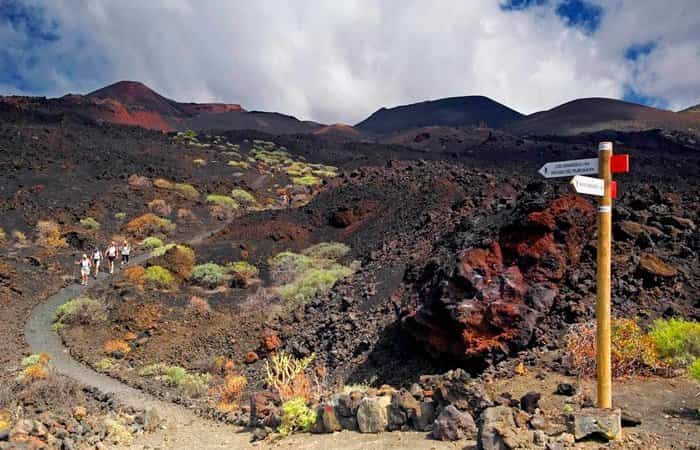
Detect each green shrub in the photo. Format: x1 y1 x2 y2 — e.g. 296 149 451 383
689 359 700 381
150 243 174 257
80 217 101 230
650 318 700 365
138 363 168 377
95 358 113 372
21 354 46 368
227 160 249 169
114 212 126 220
144 266 176 289
292 175 322 187
190 263 228 288
277 265 354 304
270 252 316 274
227 261 259 279
206 194 239 210
55 297 106 326
230 189 256 205
278 397 317 435
172 183 200 200
163 366 211 397
302 242 350 260
142 236 164 249
164 366 187 385
193 158 206 166
0 228 5 244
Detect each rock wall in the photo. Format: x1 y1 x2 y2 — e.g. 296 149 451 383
403 194 595 362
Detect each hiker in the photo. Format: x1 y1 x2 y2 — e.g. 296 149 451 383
92 247 102 278
78 253 91 286
120 240 131 265
105 241 118 274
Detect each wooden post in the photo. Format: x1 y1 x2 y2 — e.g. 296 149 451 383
596 141 613 408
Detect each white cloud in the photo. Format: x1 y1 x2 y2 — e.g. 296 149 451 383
7 0 700 122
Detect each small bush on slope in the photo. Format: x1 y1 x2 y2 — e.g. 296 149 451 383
126 213 175 238
144 266 176 289
190 263 228 288
80 217 101 230
302 242 350 260
206 194 239 210
141 236 164 249
650 318 700 366
278 397 316 435
230 189 256 205
55 297 106 327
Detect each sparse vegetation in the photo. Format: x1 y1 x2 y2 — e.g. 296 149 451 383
265 351 315 401
291 175 322 187
650 318 700 366
142 236 164 249
213 375 247 412
80 217 101 230
148 198 172 216
114 212 126 220
104 417 133 445
22 353 50 368
12 230 27 245
0 228 7 243
103 339 131 357
193 158 206 166
126 213 175 237
566 319 661 377
690 359 700 381
230 188 256 205
55 297 106 327
227 261 259 279
188 296 211 315
190 263 228 288
150 244 195 278
144 265 176 289
302 242 350 260
153 178 200 200
123 265 146 287
95 358 113 372
172 182 200 200
139 364 211 397
269 245 357 306
227 160 249 169
278 397 317 435
206 194 239 210
35 220 67 248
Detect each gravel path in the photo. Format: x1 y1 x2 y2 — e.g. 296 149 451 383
22 222 458 449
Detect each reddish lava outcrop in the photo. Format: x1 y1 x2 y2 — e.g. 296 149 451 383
403 194 595 362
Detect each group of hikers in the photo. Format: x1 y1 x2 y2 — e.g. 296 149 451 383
77 240 131 286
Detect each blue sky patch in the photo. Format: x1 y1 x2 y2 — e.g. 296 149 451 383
500 0 548 11
623 85 668 109
555 0 603 34
625 42 656 61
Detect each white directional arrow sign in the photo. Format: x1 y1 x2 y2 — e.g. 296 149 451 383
571 175 604 197
538 158 598 178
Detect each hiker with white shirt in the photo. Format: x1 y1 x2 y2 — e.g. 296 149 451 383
92 247 102 279
105 241 118 274
120 240 131 265
78 254 92 286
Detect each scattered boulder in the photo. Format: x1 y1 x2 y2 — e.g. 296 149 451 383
620 409 642 427
571 408 621 441
520 391 541 414
357 396 390 433
479 406 516 450
411 400 436 432
315 403 342 433
427 369 493 416
432 405 477 441
555 383 576 396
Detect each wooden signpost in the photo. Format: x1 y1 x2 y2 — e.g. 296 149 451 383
539 142 629 409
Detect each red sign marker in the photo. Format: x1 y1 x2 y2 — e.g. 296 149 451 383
610 154 629 174
611 181 617 199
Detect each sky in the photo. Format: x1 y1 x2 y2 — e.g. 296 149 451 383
1 0 699 124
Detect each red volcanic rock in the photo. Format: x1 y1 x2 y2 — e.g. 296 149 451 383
245 351 259 364
403 194 595 361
